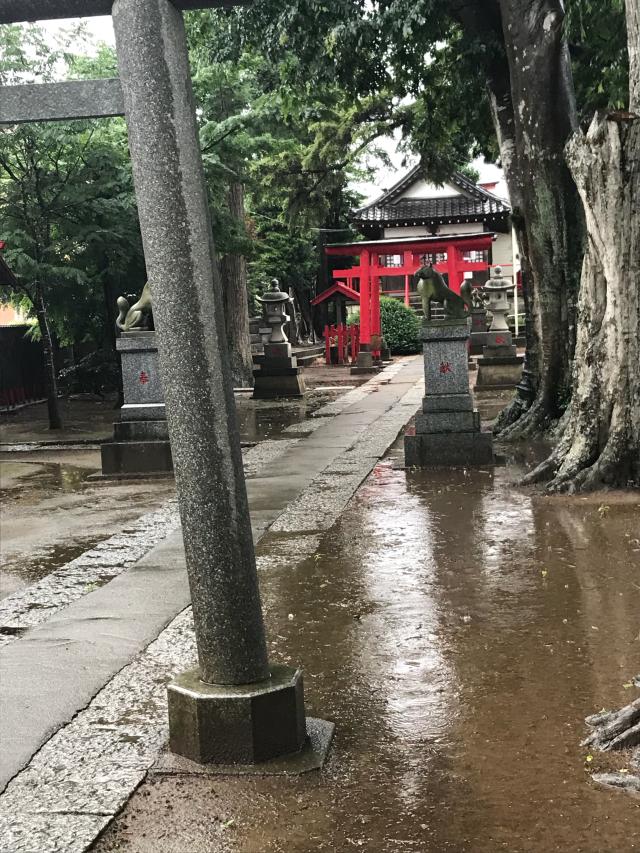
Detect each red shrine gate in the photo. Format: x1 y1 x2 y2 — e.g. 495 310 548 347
317 232 495 350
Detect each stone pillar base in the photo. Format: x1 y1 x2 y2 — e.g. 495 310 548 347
101 432 173 476
475 355 524 390
405 431 494 467
252 367 305 399
350 346 377 375
167 664 307 765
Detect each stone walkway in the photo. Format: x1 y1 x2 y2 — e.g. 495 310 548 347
0 358 424 853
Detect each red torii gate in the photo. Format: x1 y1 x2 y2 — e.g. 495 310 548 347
324 232 495 348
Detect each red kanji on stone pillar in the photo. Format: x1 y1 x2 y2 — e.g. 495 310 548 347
439 361 452 374
139 370 150 384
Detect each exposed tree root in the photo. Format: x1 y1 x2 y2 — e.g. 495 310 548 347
492 394 531 435
583 678 640 797
496 396 556 443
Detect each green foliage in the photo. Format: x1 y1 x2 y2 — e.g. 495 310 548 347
565 0 629 121
0 25 144 347
348 296 421 354
58 349 120 397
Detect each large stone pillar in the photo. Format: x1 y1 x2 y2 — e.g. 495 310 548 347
111 0 307 765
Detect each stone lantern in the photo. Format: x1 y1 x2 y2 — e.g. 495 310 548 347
475 266 523 390
253 279 306 399
483 266 513 335
257 278 292 351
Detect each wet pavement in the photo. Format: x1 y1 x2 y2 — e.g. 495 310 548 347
0 388 347 599
94 445 640 853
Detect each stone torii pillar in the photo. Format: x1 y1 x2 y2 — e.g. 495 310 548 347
0 0 331 769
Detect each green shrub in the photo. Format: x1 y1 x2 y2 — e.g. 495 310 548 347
347 296 421 354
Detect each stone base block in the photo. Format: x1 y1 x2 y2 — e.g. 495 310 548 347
167 664 306 765
350 365 379 375
101 439 173 475
253 355 299 370
114 419 169 442
351 349 375 374
475 358 524 390
154 717 334 777
423 393 473 413
252 370 305 399
482 345 518 359
121 403 166 421
415 410 480 434
469 331 489 354
404 430 494 467
485 330 513 348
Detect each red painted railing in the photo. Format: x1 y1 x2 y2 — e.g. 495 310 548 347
323 323 360 365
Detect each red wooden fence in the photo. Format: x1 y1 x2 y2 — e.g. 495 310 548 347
323 323 360 365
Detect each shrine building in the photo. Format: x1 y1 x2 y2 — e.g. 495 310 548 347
314 165 518 349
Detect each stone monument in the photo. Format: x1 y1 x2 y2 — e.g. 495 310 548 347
101 328 172 476
252 279 306 399
475 266 524 390
404 316 493 467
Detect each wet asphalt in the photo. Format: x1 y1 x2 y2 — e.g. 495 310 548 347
93 443 640 853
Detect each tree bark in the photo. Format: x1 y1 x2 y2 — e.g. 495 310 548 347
34 280 63 430
492 0 583 439
522 0 640 491
220 182 254 388
451 0 583 435
522 112 640 490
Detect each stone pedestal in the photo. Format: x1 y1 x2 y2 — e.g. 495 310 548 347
475 328 524 390
253 341 306 399
350 344 378 375
469 308 488 355
168 664 306 765
101 331 173 475
404 319 493 467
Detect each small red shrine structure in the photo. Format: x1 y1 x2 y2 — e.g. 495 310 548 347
315 231 494 348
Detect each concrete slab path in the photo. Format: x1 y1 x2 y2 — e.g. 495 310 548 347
0 357 423 793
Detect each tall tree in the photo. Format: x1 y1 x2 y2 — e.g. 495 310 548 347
523 0 639 489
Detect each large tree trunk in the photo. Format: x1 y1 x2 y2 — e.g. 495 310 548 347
492 0 584 439
451 0 583 435
220 182 254 388
34 280 63 430
522 0 640 491
522 113 640 490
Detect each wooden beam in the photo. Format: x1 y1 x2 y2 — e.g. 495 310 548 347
0 0 248 24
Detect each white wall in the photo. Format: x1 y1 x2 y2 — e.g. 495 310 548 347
492 230 520 279
397 180 461 199
383 222 484 239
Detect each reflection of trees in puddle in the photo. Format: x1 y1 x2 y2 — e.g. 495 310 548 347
235 390 342 442
533 499 640 701
4 461 91 497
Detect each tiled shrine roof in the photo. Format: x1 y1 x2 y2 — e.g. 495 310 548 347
353 167 511 227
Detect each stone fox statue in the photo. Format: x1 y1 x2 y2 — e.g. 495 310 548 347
116 282 154 331
414 264 472 321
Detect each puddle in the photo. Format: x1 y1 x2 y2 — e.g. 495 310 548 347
0 459 93 500
235 389 343 442
96 448 640 853
0 536 105 600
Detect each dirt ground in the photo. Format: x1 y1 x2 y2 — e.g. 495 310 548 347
93 444 640 853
